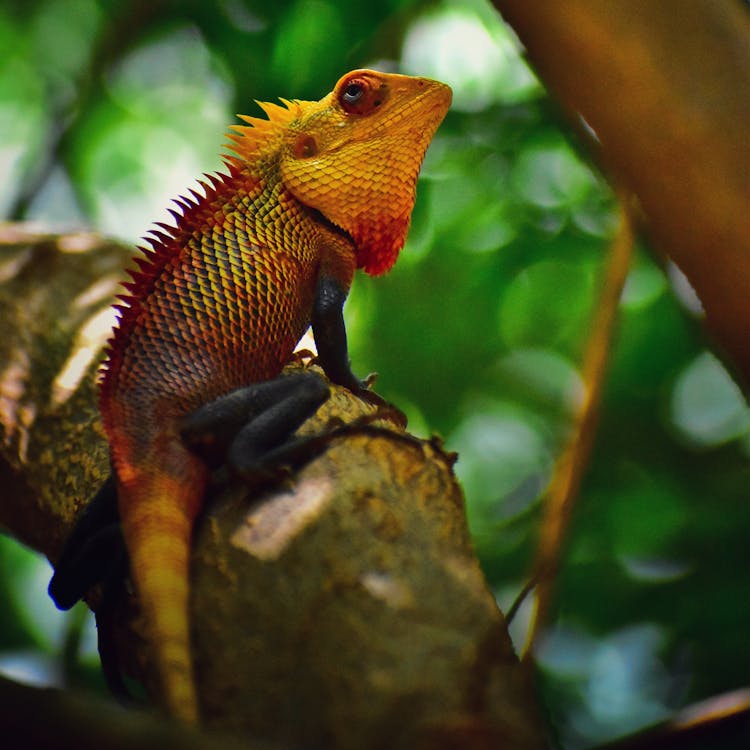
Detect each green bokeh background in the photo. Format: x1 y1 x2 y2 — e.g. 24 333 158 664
1 1 748 747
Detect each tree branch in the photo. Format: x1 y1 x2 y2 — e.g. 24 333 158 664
493 0 750 386
524 197 635 655
0 224 547 749
0 674 277 750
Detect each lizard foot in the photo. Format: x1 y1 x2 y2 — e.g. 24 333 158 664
48 474 133 702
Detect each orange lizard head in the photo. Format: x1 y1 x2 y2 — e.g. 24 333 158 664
229 70 452 275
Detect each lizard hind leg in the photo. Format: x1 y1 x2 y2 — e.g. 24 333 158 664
180 371 331 482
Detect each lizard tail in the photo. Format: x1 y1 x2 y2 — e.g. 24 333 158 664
117 453 209 723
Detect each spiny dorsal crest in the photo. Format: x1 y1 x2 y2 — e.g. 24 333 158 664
226 98 304 162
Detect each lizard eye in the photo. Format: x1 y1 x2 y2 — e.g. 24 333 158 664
337 74 388 115
342 82 364 105
337 75 387 115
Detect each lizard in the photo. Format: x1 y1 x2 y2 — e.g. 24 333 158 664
48 69 451 723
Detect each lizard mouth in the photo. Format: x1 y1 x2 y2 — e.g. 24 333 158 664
365 79 452 141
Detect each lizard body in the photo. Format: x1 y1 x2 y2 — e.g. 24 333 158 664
51 69 451 722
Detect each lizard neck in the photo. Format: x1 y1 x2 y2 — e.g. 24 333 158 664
238 156 358 286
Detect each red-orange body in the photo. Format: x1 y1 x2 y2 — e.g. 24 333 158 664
97 69 451 721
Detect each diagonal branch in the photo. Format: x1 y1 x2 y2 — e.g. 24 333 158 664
523 196 635 654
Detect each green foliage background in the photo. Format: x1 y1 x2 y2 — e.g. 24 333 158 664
1 1 748 747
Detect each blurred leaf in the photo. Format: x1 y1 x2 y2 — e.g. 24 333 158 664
499 260 596 355
670 351 750 448
271 0 347 90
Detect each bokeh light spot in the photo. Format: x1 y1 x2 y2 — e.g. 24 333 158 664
402 2 540 111
670 351 750 447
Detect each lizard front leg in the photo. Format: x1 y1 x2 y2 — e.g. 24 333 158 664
312 275 363 392
312 274 406 425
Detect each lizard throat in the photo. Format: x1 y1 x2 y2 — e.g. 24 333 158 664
306 206 404 276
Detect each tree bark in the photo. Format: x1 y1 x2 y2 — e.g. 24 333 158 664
493 0 750 386
0 224 547 749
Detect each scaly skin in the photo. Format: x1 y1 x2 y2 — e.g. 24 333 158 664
96 69 451 721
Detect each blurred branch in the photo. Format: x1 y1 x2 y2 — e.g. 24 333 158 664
0 224 548 749
493 0 750 387
0 674 275 750
523 196 634 655
9 0 170 221
592 687 750 750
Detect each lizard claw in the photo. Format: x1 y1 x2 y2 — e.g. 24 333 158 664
352 383 408 429
359 371 378 389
